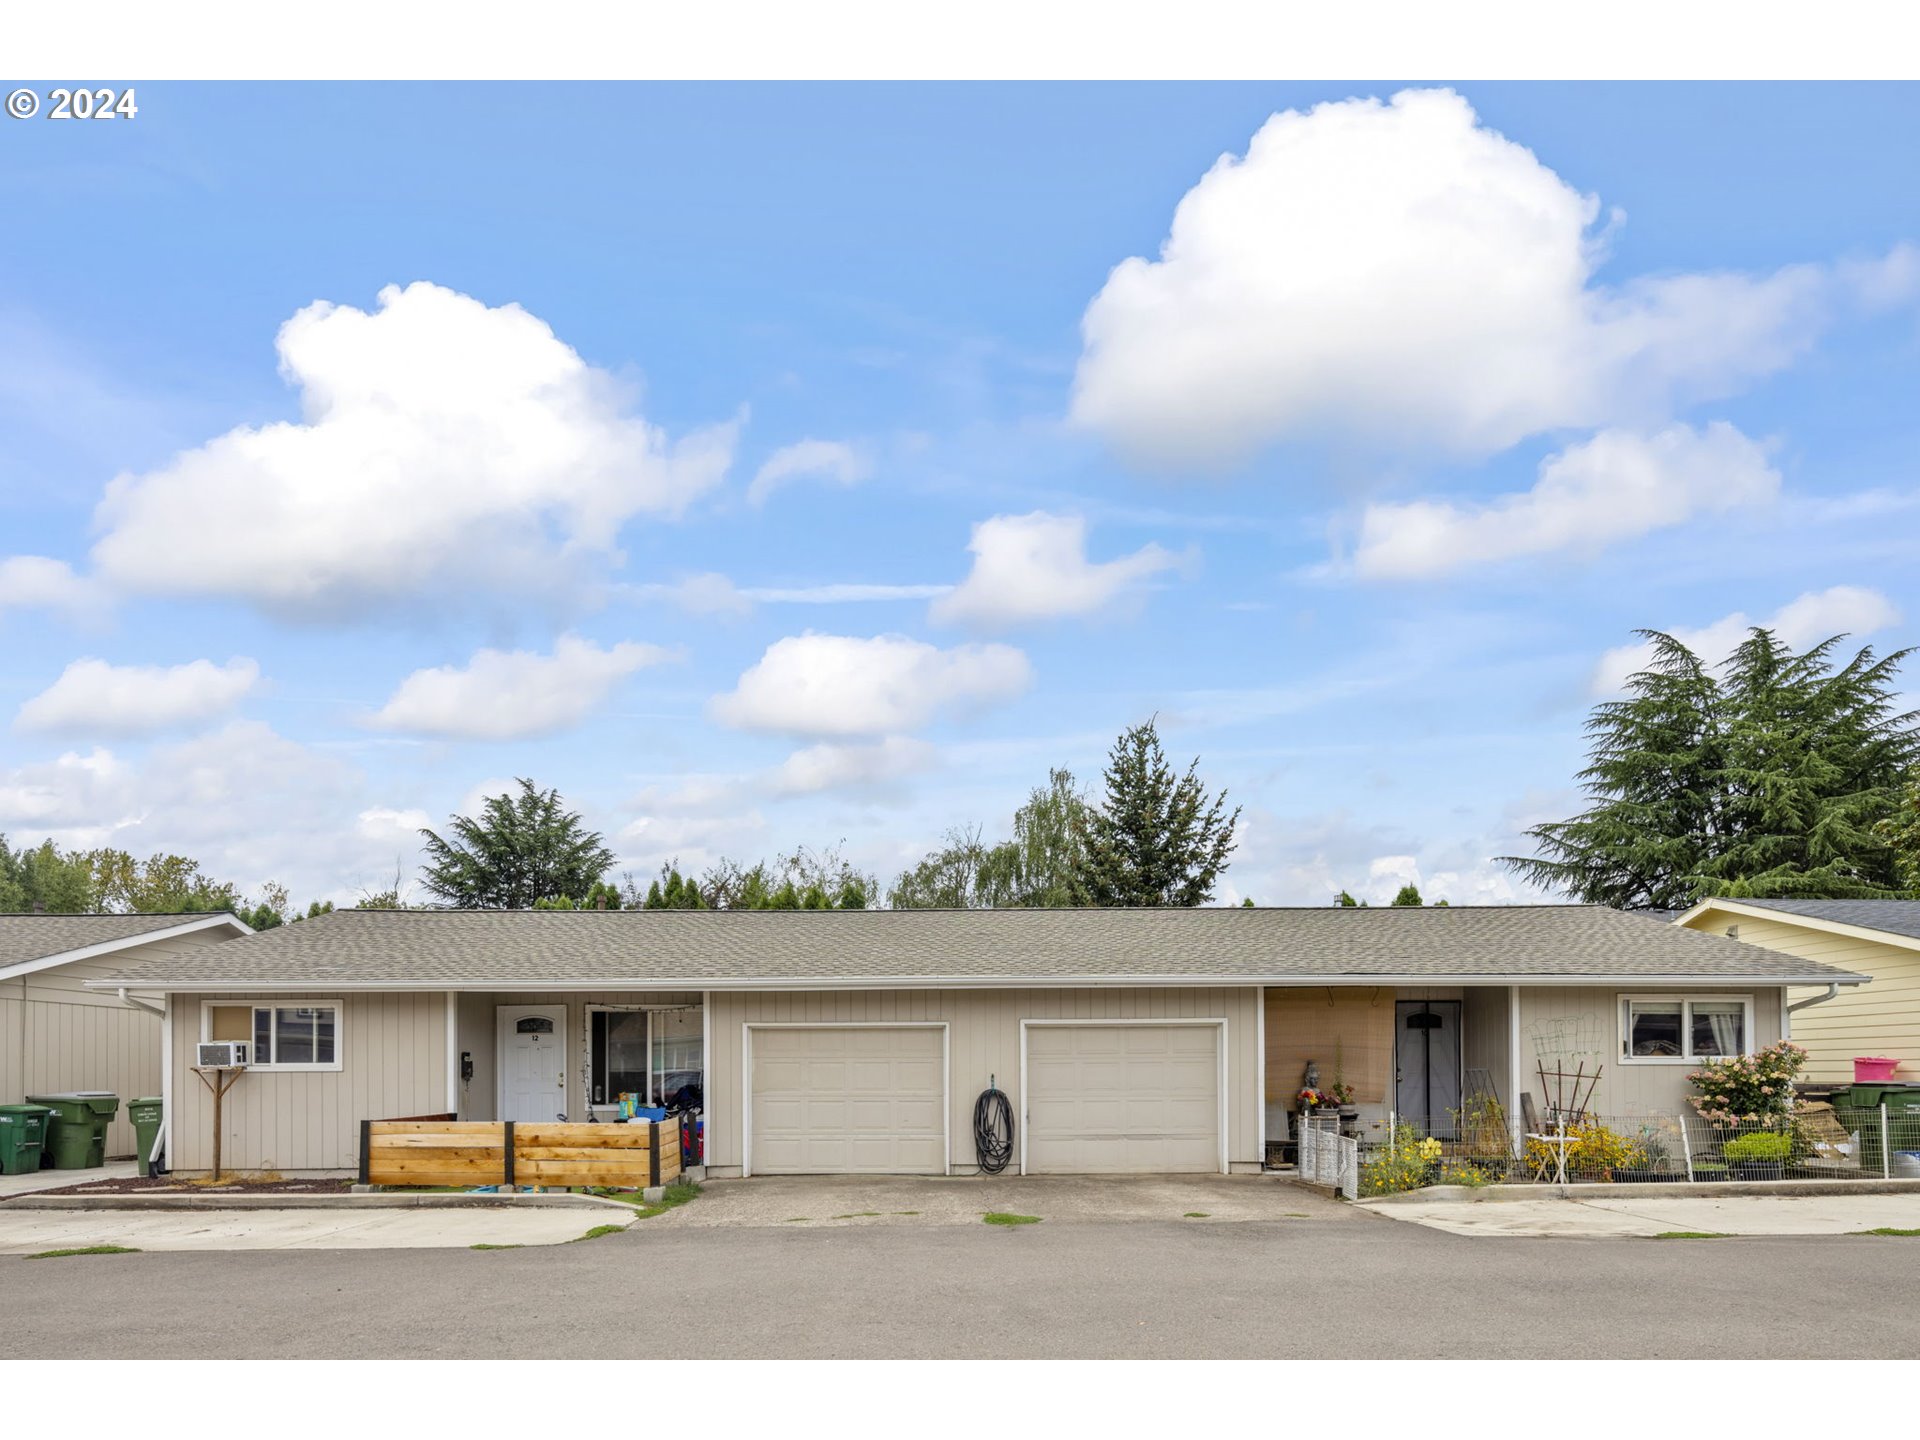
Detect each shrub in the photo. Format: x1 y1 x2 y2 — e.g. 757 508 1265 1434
1687 1041 1806 1127
1359 1123 1439 1196
1722 1131 1794 1163
1523 1121 1647 1180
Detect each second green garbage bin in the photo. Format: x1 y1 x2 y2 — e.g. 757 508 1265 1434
25 1092 121 1170
0 1104 54 1175
127 1096 164 1177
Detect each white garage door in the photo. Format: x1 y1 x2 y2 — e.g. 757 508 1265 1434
748 1026 946 1175
1025 1023 1221 1174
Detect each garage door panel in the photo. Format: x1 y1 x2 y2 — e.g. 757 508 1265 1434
750 1026 946 1175
1026 1024 1221 1175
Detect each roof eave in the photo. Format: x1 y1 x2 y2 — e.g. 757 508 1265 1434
83 969 1870 994
1675 898 1920 954
0 912 255 983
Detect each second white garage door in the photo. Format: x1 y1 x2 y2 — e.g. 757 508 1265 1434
1024 1023 1222 1174
747 1025 947 1175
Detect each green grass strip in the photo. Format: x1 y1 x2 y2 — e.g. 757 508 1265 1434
1855 1227 1920 1236
469 1243 523 1250
983 1211 1042 1226
1183 1211 1211 1218
1653 1231 1727 1239
26 1245 140 1259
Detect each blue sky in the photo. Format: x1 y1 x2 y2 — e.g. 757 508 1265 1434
2 81 1917 908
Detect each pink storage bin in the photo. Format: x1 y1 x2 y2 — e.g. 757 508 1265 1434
1854 1056 1901 1081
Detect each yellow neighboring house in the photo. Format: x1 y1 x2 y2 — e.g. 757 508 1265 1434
1674 899 1920 1084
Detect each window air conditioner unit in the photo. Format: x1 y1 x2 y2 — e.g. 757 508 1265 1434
197 1041 250 1068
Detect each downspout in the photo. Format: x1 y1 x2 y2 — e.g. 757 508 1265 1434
1782 983 1840 1042
118 988 170 1170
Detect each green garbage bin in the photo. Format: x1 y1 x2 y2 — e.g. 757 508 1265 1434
1838 1082 1920 1175
0 1104 54 1175
26 1092 120 1170
127 1096 164 1177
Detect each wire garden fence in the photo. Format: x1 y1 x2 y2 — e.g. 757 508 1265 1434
1298 1112 1359 1198
1363 1100 1920 1191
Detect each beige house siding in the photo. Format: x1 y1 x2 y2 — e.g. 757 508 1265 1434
1460 986 1512 1111
3 931 236 1157
167 990 447 1173
1679 905 1920 1084
1514 984 1782 1118
707 986 1262 1178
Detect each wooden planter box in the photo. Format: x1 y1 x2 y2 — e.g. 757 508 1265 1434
360 1117 683 1189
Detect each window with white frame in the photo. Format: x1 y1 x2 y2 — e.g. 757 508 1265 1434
206 1002 341 1069
1619 996 1750 1062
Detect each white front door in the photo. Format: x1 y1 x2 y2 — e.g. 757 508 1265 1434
499 1005 568 1124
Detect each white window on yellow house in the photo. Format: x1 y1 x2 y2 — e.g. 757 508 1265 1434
205 1003 341 1069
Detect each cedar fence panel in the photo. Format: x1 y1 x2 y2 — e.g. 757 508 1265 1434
361 1117 682 1188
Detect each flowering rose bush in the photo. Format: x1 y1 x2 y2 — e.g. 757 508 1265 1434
1687 1041 1806 1127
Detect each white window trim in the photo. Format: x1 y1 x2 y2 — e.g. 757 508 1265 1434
1617 993 1754 1066
200 999 344 1073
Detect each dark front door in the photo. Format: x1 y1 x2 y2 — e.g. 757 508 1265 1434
1395 1000 1462 1138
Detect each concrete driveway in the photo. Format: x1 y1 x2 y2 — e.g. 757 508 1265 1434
651 1173 1352 1228
0 1205 628 1252
1365 1191 1920 1238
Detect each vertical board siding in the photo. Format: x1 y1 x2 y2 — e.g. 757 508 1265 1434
0 926 241 1157
1514 984 1782 1118
708 986 1261 1176
1680 908 1920 1084
1460 987 1513 1108
169 991 451 1173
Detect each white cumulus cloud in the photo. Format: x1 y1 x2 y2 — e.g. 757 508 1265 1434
930 511 1184 628
367 634 674 740
0 557 102 621
711 633 1031 738
1352 422 1779 580
15 657 261 736
747 438 871 506
0 721 402 903
1072 87 1890 469
1592 585 1903 695
767 737 938 795
89 281 739 616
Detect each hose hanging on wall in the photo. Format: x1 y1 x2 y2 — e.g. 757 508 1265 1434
974 1077 1015 1174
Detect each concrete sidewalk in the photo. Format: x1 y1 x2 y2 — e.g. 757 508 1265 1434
0 1205 630 1252
1364 1191 1920 1237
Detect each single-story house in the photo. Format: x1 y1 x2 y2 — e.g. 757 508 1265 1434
1675 898 1920 1084
87 904 1866 1177
2 912 251 1158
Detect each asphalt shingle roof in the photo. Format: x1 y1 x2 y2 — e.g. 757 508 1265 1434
0 912 237 972
1718 898 1920 943
89 904 1867 990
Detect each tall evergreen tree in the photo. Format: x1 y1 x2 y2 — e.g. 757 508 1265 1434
1503 628 1918 907
1074 720 1239 907
1877 776 1920 893
418 779 615 909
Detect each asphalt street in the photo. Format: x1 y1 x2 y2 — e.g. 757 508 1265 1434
6 1210 1917 1359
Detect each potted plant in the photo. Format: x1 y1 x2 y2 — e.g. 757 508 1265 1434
1722 1130 1793 1181
1691 1160 1730 1183
1328 1080 1359 1127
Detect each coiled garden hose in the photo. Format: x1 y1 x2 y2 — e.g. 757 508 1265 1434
974 1079 1015 1174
